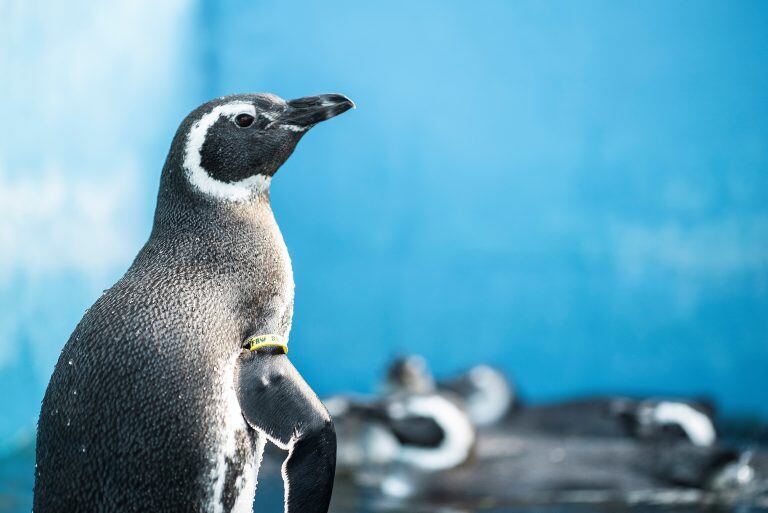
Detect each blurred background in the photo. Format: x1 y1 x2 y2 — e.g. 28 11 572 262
0 0 767 491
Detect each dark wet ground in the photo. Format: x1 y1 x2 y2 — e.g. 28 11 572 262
2 441 766 513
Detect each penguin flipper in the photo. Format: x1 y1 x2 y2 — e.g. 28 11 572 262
235 350 336 513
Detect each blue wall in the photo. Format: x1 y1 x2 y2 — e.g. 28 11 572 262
1 0 767 449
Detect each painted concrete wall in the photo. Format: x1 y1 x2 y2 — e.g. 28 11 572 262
1 0 766 448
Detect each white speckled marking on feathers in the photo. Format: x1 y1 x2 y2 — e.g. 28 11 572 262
209 355 264 513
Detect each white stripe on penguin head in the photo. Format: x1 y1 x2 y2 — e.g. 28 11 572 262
183 102 271 202
652 402 716 446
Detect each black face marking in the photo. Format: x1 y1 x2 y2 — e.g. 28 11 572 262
200 110 303 183
386 356 433 392
195 93 353 186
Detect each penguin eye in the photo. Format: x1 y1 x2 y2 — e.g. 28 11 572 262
234 113 255 128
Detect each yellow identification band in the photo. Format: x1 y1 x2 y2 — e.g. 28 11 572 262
244 334 288 354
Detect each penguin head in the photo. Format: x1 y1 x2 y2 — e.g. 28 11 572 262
174 92 354 202
383 355 436 395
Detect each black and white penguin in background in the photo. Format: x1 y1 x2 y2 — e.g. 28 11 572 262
388 355 718 447
34 93 354 513
372 357 764 505
384 355 516 427
325 356 475 497
431 362 517 427
508 395 718 445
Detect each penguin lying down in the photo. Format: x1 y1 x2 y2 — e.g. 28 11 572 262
325 356 768 507
34 93 354 513
387 355 720 446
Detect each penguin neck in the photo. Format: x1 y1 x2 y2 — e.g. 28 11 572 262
150 186 289 273
147 187 295 337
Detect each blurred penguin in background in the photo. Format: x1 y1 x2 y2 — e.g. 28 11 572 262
383 355 719 448
383 355 517 427
368 356 764 505
325 356 476 497
437 363 517 427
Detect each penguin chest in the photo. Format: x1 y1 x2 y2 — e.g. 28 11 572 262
248 232 294 331
272 234 294 312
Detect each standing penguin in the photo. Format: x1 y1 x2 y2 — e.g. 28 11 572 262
33 92 354 513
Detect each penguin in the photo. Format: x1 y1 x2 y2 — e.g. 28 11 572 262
384 356 516 427
383 355 717 446
326 392 475 472
329 356 758 506
506 396 718 446
33 92 354 513
324 391 475 500
382 355 435 395
325 357 476 483
321 354 497 498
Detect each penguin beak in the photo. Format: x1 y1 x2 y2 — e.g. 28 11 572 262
275 94 355 130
